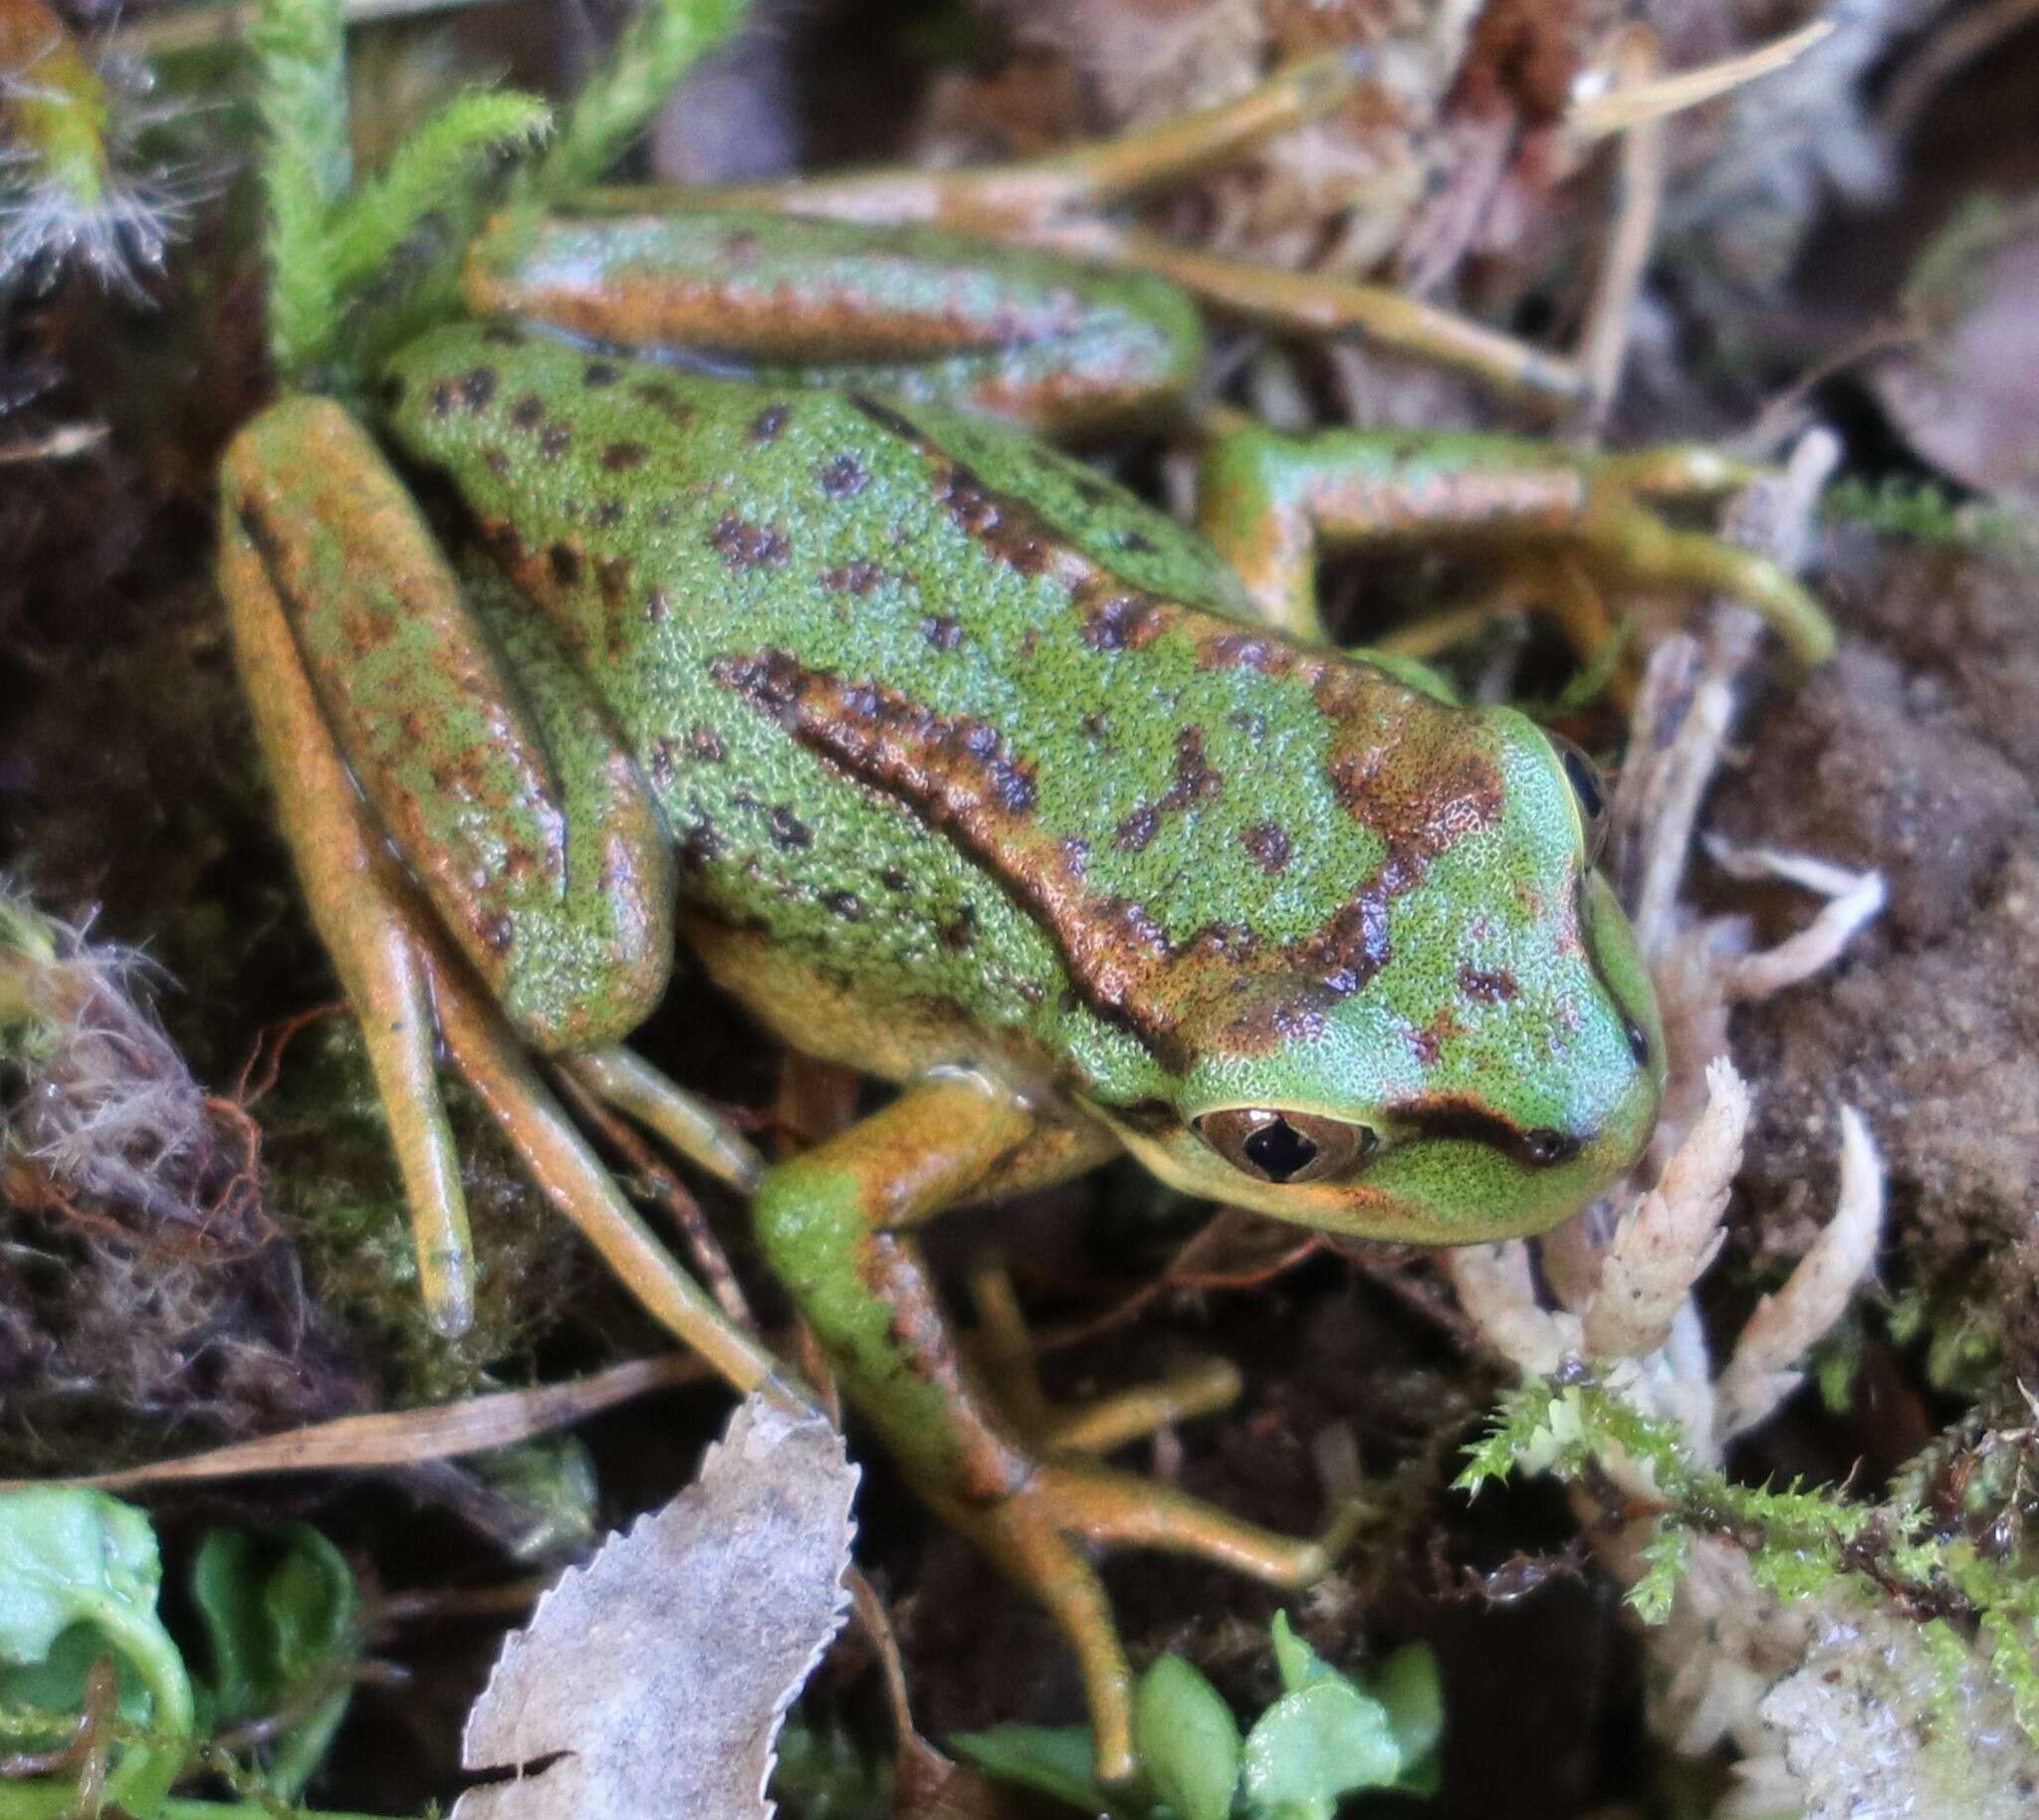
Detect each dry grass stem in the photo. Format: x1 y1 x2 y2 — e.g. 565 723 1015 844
0 1356 707 1491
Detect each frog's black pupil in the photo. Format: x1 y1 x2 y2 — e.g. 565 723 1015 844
1244 1118 1317 1183
1562 747 1606 821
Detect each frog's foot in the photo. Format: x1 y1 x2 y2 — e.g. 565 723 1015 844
967 1258 1242 1456
1197 425 1835 666
950 1461 1374 1782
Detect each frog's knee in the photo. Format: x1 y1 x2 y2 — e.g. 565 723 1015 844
497 914 673 1053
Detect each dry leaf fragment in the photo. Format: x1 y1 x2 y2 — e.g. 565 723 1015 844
452 1392 858 1820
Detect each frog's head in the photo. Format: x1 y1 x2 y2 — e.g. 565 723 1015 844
1095 704 1663 1245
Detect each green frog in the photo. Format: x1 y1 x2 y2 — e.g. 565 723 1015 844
216 66 1831 1777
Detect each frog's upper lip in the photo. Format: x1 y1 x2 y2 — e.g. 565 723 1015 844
1576 872 1659 1078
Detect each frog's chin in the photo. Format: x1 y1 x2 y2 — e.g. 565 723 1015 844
1102 1094 1657 1247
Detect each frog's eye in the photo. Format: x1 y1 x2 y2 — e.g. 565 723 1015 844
1549 734 1609 863
1195 1108 1377 1185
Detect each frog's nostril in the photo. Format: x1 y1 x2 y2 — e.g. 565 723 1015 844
1623 1013 1651 1067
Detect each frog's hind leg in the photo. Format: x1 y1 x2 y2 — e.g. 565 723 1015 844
223 398 678 1058
222 400 781 1397
426 950 790 1399
222 456 476 1334
1196 424 1836 664
465 206 1206 439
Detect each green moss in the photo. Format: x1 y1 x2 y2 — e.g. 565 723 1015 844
1822 477 2037 560
1461 1377 2039 1744
261 1021 584 1405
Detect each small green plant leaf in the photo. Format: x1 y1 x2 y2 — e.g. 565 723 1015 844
0 1487 195 1814
1269 1611 1336 1695
190 1523 359 1799
1372 1643 1444 1767
1136 1654 1243 1820
949 1724 1113 1812
1241 1679 1402 1819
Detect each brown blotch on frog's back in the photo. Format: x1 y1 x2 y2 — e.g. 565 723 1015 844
819 454 869 498
1080 590 1171 652
1113 728 1223 852
820 562 888 594
1458 965 1519 1005
920 615 965 650
582 359 621 388
624 380 692 425
750 403 791 443
710 513 792 569
1197 629 1296 676
1242 821 1291 874
510 394 546 431
602 441 649 472
549 543 583 586
1409 1005 1467 1068
1113 805 1161 854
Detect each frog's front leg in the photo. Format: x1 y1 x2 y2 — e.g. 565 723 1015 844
1197 425 1836 663
219 399 782 1394
751 1072 1367 1782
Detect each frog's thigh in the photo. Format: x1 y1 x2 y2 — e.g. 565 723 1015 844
465 210 1203 436
1196 423 1834 661
222 398 678 1055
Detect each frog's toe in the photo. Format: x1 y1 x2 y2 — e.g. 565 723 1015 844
966 1257 1243 1454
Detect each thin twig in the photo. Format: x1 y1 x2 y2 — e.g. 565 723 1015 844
0 1355 709 1491
1576 26 1666 430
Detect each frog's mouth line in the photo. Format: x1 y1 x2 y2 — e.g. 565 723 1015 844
1575 870 1656 1072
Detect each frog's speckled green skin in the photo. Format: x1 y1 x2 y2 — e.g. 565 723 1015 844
372 320 1660 1243
221 207 1670 1780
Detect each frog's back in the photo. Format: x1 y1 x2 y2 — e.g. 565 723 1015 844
378 325 1440 1100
